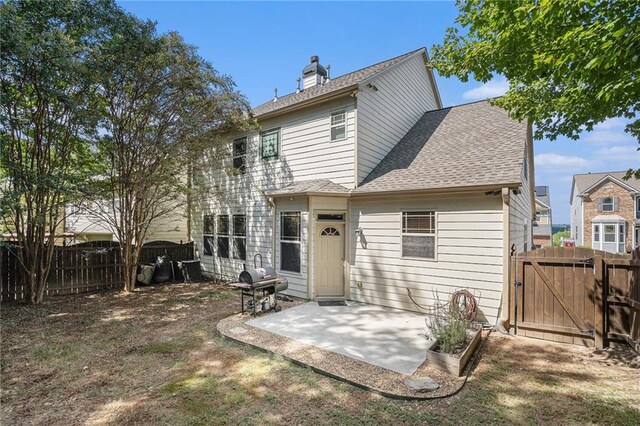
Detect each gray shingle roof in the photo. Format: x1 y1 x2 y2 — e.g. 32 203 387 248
573 171 640 195
267 179 350 196
252 49 423 117
534 185 551 207
533 223 552 237
353 101 527 194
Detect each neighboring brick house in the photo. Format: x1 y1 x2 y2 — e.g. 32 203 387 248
533 185 552 248
570 172 640 253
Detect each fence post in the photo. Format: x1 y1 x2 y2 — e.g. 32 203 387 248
594 255 606 350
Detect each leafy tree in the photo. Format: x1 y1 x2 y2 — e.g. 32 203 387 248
88 20 253 292
0 0 118 303
431 0 640 177
553 230 571 247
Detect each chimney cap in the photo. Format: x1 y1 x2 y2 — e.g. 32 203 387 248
302 54 327 78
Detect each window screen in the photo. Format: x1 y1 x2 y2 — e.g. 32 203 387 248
330 111 346 141
261 129 280 159
233 214 246 261
401 211 436 259
280 212 301 272
203 214 214 256
233 137 247 174
217 215 230 258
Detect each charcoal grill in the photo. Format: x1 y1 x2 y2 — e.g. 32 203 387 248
230 254 288 316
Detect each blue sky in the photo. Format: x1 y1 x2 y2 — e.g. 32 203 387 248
120 1 637 224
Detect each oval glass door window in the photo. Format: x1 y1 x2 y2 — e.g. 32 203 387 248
320 226 340 236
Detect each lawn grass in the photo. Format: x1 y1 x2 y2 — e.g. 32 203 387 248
2 283 639 425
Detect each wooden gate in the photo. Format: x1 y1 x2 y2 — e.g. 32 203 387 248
510 247 640 352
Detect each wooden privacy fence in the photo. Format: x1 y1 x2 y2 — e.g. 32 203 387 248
510 247 640 352
1 240 195 302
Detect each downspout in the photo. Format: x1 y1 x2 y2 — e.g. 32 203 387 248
268 197 276 268
497 187 511 333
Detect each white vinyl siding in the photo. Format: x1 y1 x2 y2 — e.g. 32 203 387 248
192 98 354 285
570 182 583 245
509 150 533 253
350 194 504 323
356 53 439 184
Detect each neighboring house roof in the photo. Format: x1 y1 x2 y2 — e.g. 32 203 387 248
572 171 640 200
533 223 552 237
534 185 551 209
267 179 350 196
352 100 527 194
252 48 426 118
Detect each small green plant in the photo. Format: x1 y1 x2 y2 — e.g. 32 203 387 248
427 307 469 354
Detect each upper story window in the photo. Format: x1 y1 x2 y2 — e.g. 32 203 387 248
203 214 214 256
261 128 280 160
522 153 528 178
636 197 640 219
232 137 247 174
280 212 301 273
401 211 436 259
232 214 246 261
217 215 230 259
330 110 346 141
598 197 617 212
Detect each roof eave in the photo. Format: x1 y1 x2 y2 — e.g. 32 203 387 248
268 191 350 198
253 85 358 121
350 182 522 198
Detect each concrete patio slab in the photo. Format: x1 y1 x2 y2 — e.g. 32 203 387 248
246 301 431 375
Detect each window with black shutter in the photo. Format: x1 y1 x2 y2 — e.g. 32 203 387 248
280 212 301 272
401 211 436 259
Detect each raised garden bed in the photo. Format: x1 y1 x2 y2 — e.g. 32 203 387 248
426 327 482 376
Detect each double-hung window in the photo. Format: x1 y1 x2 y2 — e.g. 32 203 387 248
203 214 214 256
401 211 436 259
594 225 600 243
330 110 346 141
636 197 640 220
232 137 247 174
217 215 230 259
233 214 246 261
599 197 615 212
280 212 301 272
261 128 280 160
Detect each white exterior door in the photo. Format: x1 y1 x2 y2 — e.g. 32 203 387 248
315 224 345 297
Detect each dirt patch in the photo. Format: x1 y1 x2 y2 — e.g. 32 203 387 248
2 284 639 425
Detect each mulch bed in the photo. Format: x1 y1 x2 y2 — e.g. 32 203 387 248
216 302 470 399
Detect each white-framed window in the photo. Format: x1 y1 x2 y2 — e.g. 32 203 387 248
592 222 625 253
636 197 640 219
330 110 346 141
203 214 214 256
603 224 616 243
217 215 230 259
401 211 436 259
232 214 246 261
280 212 301 272
232 137 247 174
598 197 616 212
260 128 280 160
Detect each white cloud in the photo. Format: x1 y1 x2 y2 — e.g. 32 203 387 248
462 78 509 101
535 153 590 169
583 130 633 144
592 117 627 130
594 145 640 162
